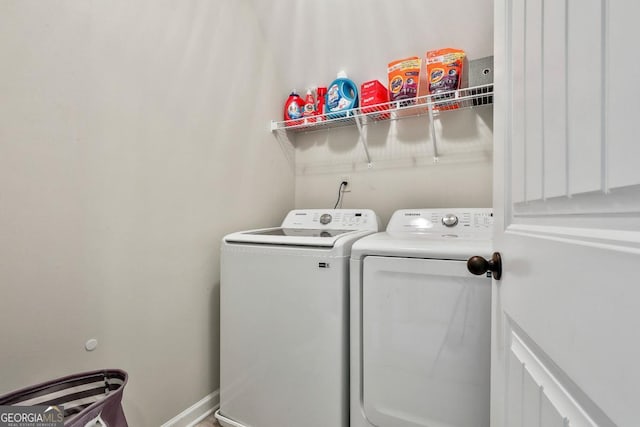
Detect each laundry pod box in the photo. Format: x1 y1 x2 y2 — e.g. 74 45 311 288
426 48 466 110
387 57 421 107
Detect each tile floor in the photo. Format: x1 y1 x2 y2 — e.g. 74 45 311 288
194 414 221 427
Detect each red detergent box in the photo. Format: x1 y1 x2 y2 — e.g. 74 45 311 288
360 80 389 119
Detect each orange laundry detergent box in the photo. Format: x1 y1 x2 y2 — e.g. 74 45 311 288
387 57 422 106
360 80 390 119
426 48 466 110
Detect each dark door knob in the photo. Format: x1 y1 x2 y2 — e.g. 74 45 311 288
467 252 502 280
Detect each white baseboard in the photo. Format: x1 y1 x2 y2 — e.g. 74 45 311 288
161 390 220 427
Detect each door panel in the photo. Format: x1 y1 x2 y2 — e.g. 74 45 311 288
361 256 491 427
506 322 605 427
607 2 640 188
494 0 640 425
540 393 566 427
510 0 526 204
566 0 603 196
541 0 567 199
509 0 640 220
523 0 543 202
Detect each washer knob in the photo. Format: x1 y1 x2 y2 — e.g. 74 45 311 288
442 214 458 227
320 214 332 225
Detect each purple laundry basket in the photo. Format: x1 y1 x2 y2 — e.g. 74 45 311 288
0 369 128 426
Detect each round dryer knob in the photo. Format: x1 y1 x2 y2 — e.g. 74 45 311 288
320 213 332 225
442 214 458 227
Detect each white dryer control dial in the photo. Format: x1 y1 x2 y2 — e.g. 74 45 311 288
320 214 332 225
442 214 459 227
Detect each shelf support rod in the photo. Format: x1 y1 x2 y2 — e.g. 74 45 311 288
427 100 439 161
353 114 373 167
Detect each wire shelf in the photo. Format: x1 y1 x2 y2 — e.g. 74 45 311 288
270 83 493 134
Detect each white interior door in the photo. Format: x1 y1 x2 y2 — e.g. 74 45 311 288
492 0 640 426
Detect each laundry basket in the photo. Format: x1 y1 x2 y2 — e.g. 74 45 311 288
0 369 128 426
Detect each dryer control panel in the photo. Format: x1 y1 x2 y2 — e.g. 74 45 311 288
282 209 380 231
387 208 493 233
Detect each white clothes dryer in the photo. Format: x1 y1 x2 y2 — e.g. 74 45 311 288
216 209 379 427
350 208 493 427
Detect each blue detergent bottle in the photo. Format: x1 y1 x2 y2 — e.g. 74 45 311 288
326 71 359 118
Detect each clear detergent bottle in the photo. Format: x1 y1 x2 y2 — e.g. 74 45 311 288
326 71 359 118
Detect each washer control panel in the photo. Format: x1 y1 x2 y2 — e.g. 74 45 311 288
441 214 459 227
282 209 380 231
387 208 493 234
320 214 332 225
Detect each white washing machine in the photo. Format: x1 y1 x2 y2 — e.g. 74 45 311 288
216 209 380 427
350 208 493 427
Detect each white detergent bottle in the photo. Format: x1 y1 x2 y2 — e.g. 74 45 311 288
326 71 358 118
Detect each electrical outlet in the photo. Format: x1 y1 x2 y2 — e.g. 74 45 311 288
340 176 351 192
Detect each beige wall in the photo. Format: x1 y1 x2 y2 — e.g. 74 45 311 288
294 109 494 227
249 0 494 97
0 1 293 425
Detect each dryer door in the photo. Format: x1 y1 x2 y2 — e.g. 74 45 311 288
361 256 491 427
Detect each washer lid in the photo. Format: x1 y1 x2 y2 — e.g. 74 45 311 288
224 209 380 248
224 227 366 247
243 228 353 238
